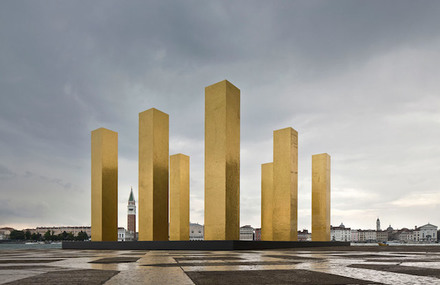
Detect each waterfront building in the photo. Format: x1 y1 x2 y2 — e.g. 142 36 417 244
351 229 359 242
358 230 376 242
190 223 204 241
126 187 137 241
396 228 412 242
240 225 254 241
0 227 15 240
35 226 91 237
117 227 126 241
330 223 351 242
254 228 261 241
298 229 311 241
417 223 437 242
376 231 388 242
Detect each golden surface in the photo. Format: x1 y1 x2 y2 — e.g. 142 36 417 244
273 127 298 241
261 162 273 241
204 80 240 240
169 154 190 240
91 128 118 241
312 153 331 241
138 108 169 241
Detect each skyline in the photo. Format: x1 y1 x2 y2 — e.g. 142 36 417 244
1 1 440 231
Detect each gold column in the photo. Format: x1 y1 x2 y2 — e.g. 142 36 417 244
205 80 240 240
169 154 190 240
91 128 118 241
261 162 273 241
138 108 169 241
312 153 331 241
273 127 298 241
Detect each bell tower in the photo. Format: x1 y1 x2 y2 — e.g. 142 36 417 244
127 187 136 238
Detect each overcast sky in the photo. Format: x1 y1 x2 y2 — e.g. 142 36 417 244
1 1 440 232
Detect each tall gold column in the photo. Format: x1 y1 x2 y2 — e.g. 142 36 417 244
261 162 273 241
205 80 240 240
138 108 169 241
169 154 190 240
312 153 331 241
273 127 298 241
91 128 118 241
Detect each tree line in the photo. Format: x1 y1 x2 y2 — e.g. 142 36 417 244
8 230 89 241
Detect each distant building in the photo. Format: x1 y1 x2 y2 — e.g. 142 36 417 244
395 228 412 242
376 218 381 231
376 231 388 242
240 225 254 241
298 229 311 241
0 227 15 240
254 228 261 241
386 225 395 240
118 227 126 241
351 230 359 242
417 223 437 242
190 223 204 240
331 223 351 241
358 230 376 242
34 226 91 237
126 187 136 241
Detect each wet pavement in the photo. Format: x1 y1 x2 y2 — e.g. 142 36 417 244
1 246 440 284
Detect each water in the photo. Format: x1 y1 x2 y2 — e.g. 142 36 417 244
0 242 62 250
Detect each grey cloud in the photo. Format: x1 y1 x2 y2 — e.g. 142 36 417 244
0 165 15 180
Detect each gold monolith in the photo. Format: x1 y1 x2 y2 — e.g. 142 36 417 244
204 80 240 240
312 153 331 241
273 127 298 241
261 162 273 241
91 128 118 241
138 108 169 241
169 154 190 240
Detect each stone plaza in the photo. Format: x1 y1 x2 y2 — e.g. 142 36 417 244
2 246 440 284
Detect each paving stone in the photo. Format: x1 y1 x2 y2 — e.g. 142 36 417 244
89 257 140 264
3 269 119 285
185 269 383 284
175 256 244 262
144 261 301 267
349 264 440 278
0 259 63 264
264 254 320 261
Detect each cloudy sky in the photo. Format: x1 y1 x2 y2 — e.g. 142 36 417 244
1 1 440 232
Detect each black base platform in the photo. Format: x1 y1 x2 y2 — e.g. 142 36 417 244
62 240 350 250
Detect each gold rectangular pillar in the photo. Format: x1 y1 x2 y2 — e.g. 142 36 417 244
261 162 273 241
91 128 118 241
205 80 240 240
169 154 190 240
139 108 169 241
312 153 331 241
273 127 298 241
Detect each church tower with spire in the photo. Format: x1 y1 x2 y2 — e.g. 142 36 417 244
376 217 381 231
127 187 136 239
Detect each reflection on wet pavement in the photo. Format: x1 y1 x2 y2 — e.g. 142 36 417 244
1 247 440 284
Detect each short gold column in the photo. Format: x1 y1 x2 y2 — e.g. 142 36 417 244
312 153 331 241
169 154 190 240
261 162 273 241
273 127 298 241
91 128 118 241
138 108 169 241
205 80 240 240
